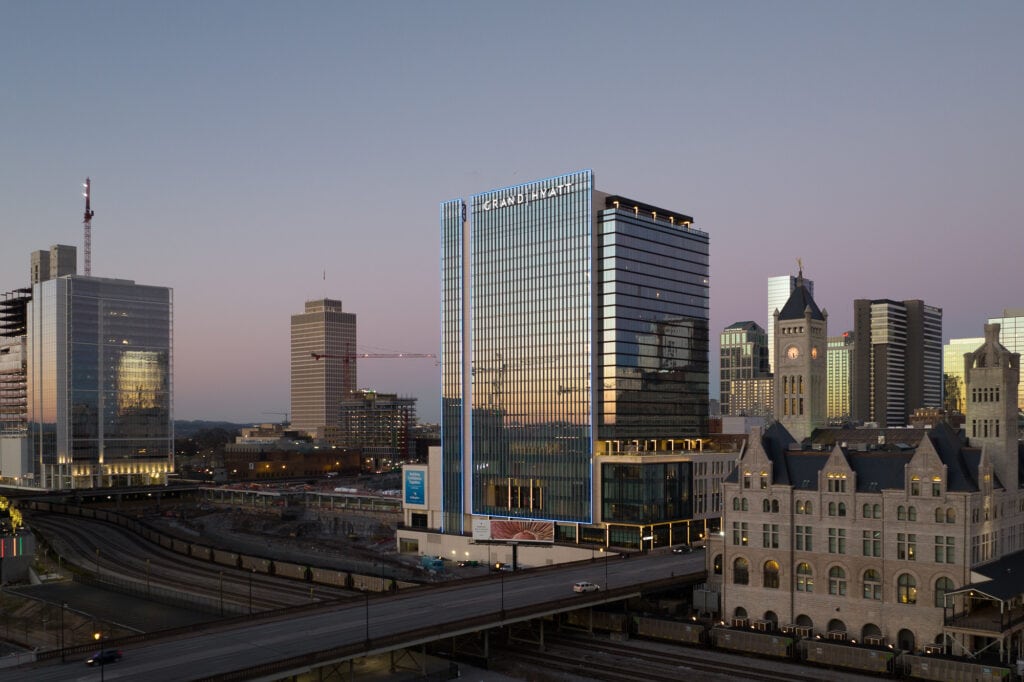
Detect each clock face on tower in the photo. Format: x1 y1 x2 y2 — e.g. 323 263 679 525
786 345 800 360
811 346 819 360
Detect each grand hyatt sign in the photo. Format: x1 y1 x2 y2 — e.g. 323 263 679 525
480 179 579 211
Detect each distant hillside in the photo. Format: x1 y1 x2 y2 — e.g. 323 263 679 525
174 420 247 438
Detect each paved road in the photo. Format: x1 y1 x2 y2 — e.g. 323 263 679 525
0 551 703 681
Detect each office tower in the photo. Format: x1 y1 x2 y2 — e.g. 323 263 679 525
441 170 709 531
19 245 173 489
772 270 827 441
290 299 357 436
720 321 770 416
964 323 1020 490
852 299 943 427
826 331 854 423
336 390 417 471
988 309 1024 411
943 337 984 414
30 245 76 285
767 274 814 374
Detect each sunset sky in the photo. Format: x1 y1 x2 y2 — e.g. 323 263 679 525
3 2 1022 424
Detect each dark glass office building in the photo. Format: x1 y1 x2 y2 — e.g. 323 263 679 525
27 276 173 489
441 170 708 532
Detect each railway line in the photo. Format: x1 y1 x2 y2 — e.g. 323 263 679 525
495 632 879 682
27 512 356 612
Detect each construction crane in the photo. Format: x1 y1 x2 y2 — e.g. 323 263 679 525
82 177 95 276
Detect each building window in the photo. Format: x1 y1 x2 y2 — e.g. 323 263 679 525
872 504 881 518
795 525 813 551
713 554 722 575
733 557 749 585
932 482 942 497
935 577 954 607
764 560 780 589
862 530 881 557
827 474 847 493
908 506 917 521
410 513 428 528
898 505 906 520
763 524 779 549
897 573 917 604
828 528 846 554
732 497 740 511
829 566 847 596
897 533 917 561
760 472 768 489
838 502 846 517
935 536 955 564
742 498 749 511
863 569 882 600
910 477 920 496
771 499 779 513
796 562 813 592
732 522 749 546
946 508 956 524
743 472 751 489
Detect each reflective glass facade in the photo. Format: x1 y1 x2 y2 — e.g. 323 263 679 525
943 337 984 413
27 277 172 488
601 460 693 524
441 171 709 530
988 309 1024 411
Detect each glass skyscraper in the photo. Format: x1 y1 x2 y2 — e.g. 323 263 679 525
441 170 709 533
27 275 172 489
943 336 984 414
988 309 1024 411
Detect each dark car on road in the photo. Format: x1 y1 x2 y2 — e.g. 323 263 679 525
86 649 123 666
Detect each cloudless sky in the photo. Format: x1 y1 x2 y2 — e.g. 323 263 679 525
3 2 1022 424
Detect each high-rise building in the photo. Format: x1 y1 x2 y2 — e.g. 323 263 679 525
335 389 417 471
2 245 174 489
772 270 827 442
943 336 984 414
720 321 770 416
988 308 1024 412
826 331 854 423
767 274 814 374
852 299 943 427
440 170 709 532
290 299 357 436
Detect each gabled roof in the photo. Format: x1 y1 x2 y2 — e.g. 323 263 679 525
777 275 824 321
736 420 986 494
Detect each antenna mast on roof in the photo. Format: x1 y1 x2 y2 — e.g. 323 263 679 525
82 177 95 276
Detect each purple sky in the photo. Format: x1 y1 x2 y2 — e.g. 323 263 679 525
3 2 1022 424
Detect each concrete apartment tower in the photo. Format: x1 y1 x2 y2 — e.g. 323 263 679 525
772 269 827 442
290 299 357 436
964 323 1020 490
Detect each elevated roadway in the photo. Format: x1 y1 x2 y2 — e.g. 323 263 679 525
3 551 706 681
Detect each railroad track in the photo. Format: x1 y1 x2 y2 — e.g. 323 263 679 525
495 632 854 682
27 512 354 611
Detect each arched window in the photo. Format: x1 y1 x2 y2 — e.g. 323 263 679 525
908 506 917 521
935 577 954 607
763 499 771 513
898 573 917 604
873 504 881 519
796 500 805 514
713 554 722 575
771 499 780 513
805 501 812 515
741 498 749 511
829 566 847 596
946 508 956 524
796 562 813 592
828 501 837 516
935 508 944 523
732 497 740 511
897 505 906 520
862 503 871 518
764 560 780 589
863 569 881 600
733 557 749 585
838 502 847 517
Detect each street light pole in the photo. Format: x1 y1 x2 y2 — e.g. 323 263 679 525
93 631 105 682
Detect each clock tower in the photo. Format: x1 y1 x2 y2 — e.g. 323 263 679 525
773 267 827 442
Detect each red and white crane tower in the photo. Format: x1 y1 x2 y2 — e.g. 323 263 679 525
82 177 95 276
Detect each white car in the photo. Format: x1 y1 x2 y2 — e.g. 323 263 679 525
573 581 600 593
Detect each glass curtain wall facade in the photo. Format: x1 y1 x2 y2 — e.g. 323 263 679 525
27 277 172 489
989 309 1024 411
944 337 984 414
827 332 854 422
441 170 709 532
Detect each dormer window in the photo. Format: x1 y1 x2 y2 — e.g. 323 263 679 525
931 476 943 497
910 476 921 496
743 472 751 489
760 471 769 489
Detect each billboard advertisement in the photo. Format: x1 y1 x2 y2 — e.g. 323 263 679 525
403 467 427 508
471 517 555 543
